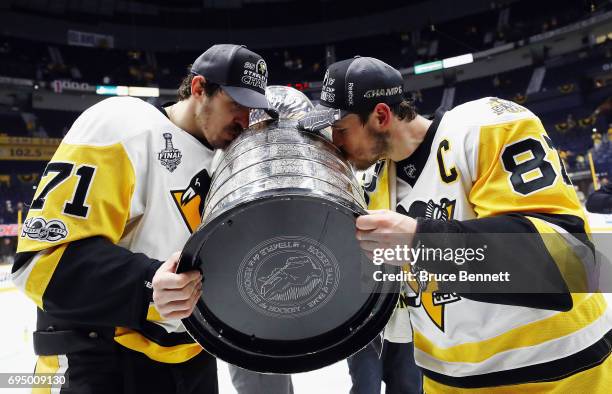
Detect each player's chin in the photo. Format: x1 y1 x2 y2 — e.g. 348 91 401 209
211 137 233 149
219 131 242 148
353 158 377 171
218 141 231 149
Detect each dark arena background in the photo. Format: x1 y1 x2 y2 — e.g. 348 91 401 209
1 0 612 392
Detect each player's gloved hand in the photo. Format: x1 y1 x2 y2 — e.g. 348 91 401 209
355 209 417 265
152 252 202 320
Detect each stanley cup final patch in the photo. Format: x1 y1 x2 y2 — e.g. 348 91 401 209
158 133 182 172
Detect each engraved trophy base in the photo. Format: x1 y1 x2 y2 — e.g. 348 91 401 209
179 195 399 373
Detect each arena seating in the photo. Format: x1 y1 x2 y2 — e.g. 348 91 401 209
0 0 611 236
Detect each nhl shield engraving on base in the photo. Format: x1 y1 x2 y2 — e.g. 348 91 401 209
237 236 340 319
158 133 182 172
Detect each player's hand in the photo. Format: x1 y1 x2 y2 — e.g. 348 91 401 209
355 210 417 265
152 252 202 320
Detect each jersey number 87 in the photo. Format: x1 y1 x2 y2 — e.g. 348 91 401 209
501 135 571 196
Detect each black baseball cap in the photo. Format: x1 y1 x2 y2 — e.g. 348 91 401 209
298 57 404 132
191 44 269 109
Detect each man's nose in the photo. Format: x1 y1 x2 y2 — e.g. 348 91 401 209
235 108 249 130
332 129 344 148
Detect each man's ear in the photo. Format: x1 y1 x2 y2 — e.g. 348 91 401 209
191 75 207 97
371 103 392 130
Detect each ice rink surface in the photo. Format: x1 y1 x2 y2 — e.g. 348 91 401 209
0 283 354 393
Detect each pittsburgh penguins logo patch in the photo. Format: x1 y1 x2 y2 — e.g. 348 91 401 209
401 197 460 332
399 198 456 220
170 169 211 233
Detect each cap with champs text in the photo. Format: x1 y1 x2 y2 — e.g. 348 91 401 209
191 44 269 109
298 56 405 132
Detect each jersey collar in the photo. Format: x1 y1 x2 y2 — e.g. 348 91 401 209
396 108 446 187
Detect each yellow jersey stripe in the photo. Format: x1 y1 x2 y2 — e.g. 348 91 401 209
26 245 68 309
114 327 202 364
367 160 391 210
414 293 607 363
32 355 59 394
146 304 164 322
527 216 589 292
424 351 612 394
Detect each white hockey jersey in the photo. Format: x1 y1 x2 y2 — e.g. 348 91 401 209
364 98 612 392
14 97 216 363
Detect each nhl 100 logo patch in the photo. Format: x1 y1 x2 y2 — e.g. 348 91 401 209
237 236 340 318
21 217 68 242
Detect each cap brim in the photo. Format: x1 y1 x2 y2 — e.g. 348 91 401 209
223 86 269 109
297 105 349 132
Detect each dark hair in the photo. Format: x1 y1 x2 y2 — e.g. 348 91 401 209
177 67 221 101
356 98 417 125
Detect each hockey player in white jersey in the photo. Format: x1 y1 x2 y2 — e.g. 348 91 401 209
299 57 611 393
12 44 271 393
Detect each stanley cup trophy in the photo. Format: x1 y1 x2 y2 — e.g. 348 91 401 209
178 86 399 374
